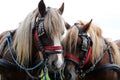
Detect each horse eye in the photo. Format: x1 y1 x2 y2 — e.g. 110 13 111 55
62 31 64 35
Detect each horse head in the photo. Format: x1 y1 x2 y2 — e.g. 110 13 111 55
62 20 92 80
35 0 66 72
63 19 120 80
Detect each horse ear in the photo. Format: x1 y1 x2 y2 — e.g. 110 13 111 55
65 22 71 30
82 19 92 32
38 0 46 17
79 20 85 25
59 3 64 15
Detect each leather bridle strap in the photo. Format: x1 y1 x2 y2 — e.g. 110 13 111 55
44 46 63 54
65 53 80 64
84 47 92 65
65 47 92 66
44 46 62 50
35 29 39 41
35 28 63 54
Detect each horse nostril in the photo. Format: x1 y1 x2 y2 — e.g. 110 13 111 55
66 73 72 79
52 61 56 67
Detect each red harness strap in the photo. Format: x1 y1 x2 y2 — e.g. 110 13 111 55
35 29 39 41
65 47 92 66
84 47 92 65
44 46 62 51
65 53 80 63
35 29 63 51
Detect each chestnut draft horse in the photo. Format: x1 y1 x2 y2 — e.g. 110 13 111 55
0 0 66 80
62 20 120 80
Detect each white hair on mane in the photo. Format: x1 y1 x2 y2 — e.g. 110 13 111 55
44 8 65 39
13 7 65 66
13 9 39 66
63 26 78 54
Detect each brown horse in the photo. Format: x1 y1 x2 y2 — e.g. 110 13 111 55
0 0 67 80
62 20 120 80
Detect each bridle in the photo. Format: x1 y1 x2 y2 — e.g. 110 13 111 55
65 23 92 68
64 23 93 79
32 8 64 79
30 14 63 79
34 15 63 60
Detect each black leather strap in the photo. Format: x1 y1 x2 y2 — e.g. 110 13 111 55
0 58 18 70
89 63 120 75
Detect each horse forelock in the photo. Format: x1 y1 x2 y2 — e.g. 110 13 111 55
44 8 65 40
63 26 78 55
63 20 104 63
13 9 39 66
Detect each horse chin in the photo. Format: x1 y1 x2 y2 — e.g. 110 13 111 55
47 54 63 72
48 65 61 72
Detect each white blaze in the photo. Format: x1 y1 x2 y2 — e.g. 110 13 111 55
54 36 63 68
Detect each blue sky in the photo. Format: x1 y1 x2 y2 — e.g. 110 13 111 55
0 0 120 40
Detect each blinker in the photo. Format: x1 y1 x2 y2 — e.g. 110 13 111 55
38 17 45 37
81 36 88 52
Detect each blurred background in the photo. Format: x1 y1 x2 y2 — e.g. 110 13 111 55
0 0 120 40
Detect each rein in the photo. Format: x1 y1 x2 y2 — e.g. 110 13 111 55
5 34 46 80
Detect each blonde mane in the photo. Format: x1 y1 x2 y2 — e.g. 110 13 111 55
63 20 120 66
13 9 39 66
44 8 65 39
79 21 120 65
13 7 65 66
63 26 79 55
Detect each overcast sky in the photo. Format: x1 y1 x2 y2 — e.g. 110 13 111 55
0 0 120 40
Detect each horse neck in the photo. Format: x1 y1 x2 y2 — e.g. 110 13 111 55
105 39 120 65
0 30 16 60
91 38 120 66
